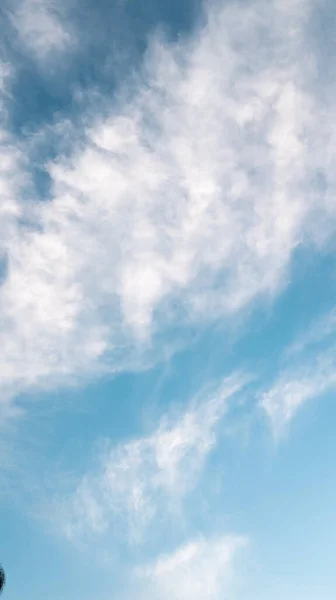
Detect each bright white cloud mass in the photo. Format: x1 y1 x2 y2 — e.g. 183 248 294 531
1 0 335 414
1 0 336 599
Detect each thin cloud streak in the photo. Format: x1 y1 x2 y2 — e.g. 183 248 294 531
53 376 245 543
261 307 336 433
135 534 247 600
262 354 336 433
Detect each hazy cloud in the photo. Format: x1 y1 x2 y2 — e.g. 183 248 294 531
261 306 336 433
54 376 245 543
9 0 73 60
136 534 247 600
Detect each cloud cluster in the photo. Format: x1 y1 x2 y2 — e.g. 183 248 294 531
55 377 244 543
0 0 334 416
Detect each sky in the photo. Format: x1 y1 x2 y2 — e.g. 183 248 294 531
0 0 336 598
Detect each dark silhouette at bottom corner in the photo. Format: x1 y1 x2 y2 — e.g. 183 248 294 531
0 565 5 595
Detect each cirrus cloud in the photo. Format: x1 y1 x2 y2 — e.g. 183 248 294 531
53 375 246 544
136 534 247 600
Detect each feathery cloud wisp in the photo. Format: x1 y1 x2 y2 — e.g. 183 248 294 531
261 307 336 433
9 0 73 61
54 376 245 543
136 534 247 600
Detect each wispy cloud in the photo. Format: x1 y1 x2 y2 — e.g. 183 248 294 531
261 306 336 433
53 376 245 543
285 308 336 358
8 0 73 61
261 353 336 433
0 0 335 416
0 63 35 421
136 534 247 600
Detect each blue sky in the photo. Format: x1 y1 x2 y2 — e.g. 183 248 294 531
1 0 336 598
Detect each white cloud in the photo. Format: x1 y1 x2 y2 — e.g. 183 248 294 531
136 534 247 600
261 299 336 433
10 0 72 60
1 0 336 414
54 376 245 543
285 308 336 358
0 63 35 422
261 358 336 433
